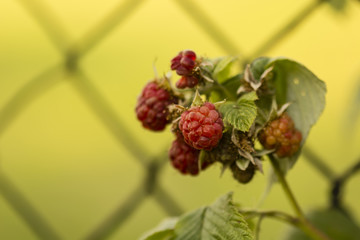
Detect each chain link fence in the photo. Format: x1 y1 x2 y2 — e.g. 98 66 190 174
0 0 359 239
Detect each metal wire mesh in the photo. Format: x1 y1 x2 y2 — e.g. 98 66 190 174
0 0 358 239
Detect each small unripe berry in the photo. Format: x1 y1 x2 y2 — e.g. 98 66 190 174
259 114 302 158
231 162 255 184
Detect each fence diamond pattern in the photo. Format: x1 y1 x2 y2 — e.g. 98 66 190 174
0 0 358 239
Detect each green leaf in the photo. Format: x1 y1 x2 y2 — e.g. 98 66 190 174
284 208 360 240
219 92 258 132
140 218 178 240
213 57 237 83
249 57 270 80
266 58 326 168
174 192 253 240
238 91 258 102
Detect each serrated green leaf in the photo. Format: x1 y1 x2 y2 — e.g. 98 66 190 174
284 208 360 240
140 218 178 240
219 93 258 132
266 58 326 169
174 192 254 240
213 57 237 83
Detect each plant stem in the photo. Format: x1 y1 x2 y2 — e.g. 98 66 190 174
268 154 331 240
268 154 304 219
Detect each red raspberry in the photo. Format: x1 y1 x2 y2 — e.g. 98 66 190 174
179 102 223 150
171 50 197 76
259 114 302 158
136 81 177 131
175 75 199 89
169 136 210 175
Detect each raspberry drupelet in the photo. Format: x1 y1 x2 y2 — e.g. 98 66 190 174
136 81 177 131
179 102 224 150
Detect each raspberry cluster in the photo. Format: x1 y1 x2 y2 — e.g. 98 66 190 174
135 81 177 131
169 135 211 175
179 102 223 150
259 114 302 158
171 50 199 89
135 50 309 183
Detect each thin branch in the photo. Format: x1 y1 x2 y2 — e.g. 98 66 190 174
240 209 300 240
0 172 61 240
268 154 331 240
173 0 242 55
240 209 300 227
246 0 324 61
303 147 336 181
268 154 304 219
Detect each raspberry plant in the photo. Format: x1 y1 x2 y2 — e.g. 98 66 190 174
136 50 358 240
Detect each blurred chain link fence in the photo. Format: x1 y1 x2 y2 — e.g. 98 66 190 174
0 0 356 239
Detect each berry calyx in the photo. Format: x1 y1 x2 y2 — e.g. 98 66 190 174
169 135 210 175
179 102 223 150
176 75 199 89
259 114 302 158
207 132 239 164
171 50 197 76
136 81 177 131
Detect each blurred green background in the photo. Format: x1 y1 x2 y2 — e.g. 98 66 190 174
1 0 360 239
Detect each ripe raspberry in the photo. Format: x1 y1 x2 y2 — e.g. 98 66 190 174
179 102 223 150
176 75 199 89
171 50 197 76
169 136 210 175
136 81 177 131
231 162 255 184
259 114 302 158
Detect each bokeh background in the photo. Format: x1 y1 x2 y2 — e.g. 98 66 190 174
1 0 360 239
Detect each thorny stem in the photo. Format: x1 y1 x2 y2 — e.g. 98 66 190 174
268 154 331 240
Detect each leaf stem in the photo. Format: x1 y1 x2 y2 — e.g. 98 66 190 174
268 154 331 240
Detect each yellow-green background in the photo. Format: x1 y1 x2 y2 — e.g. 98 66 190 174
1 0 360 239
